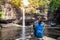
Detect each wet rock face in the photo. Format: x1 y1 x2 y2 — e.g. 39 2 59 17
0 24 2 28
1 3 22 24
56 37 60 40
2 3 17 20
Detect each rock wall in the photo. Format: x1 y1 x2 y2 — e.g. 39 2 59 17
2 3 17 20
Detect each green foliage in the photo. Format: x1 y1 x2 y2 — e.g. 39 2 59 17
8 0 23 7
30 8 36 13
0 0 51 14
39 0 50 6
28 0 50 8
50 0 60 12
28 0 39 8
0 12 2 20
0 12 2 16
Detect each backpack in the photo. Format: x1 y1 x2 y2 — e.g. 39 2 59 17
35 22 44 38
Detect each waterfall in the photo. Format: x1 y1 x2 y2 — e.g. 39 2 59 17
22 8 25 40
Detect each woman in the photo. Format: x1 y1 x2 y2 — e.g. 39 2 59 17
33 16 44 40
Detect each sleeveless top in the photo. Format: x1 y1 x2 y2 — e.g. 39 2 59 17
34 20 44 38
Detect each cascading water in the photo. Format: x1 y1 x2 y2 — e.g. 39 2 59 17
22 8 25 40
21 0 29 39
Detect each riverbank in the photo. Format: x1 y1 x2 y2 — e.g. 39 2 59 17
1 24 56 40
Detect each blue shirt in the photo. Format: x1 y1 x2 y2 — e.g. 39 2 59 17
35 21 44 38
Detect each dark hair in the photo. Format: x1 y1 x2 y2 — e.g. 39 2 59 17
37 16 42 20
37 16 42 24
38 21 42 24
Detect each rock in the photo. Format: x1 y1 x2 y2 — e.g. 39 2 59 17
56 37 60 40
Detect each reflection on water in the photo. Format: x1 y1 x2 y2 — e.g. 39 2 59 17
1 25 57 40
0 28 2 40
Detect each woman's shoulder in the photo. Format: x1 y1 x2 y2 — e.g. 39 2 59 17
41 22 44 26
35 20 38 23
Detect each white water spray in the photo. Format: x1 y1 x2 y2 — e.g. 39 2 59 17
22 8 25 40
22 0 29 40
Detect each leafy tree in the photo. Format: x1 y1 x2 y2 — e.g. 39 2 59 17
28 0 50 8
39 0 50 6
0 0 51 14
6 0 51 11
28 0 39 8
0 12 2 20
8 0 23 7
50 0 60 12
